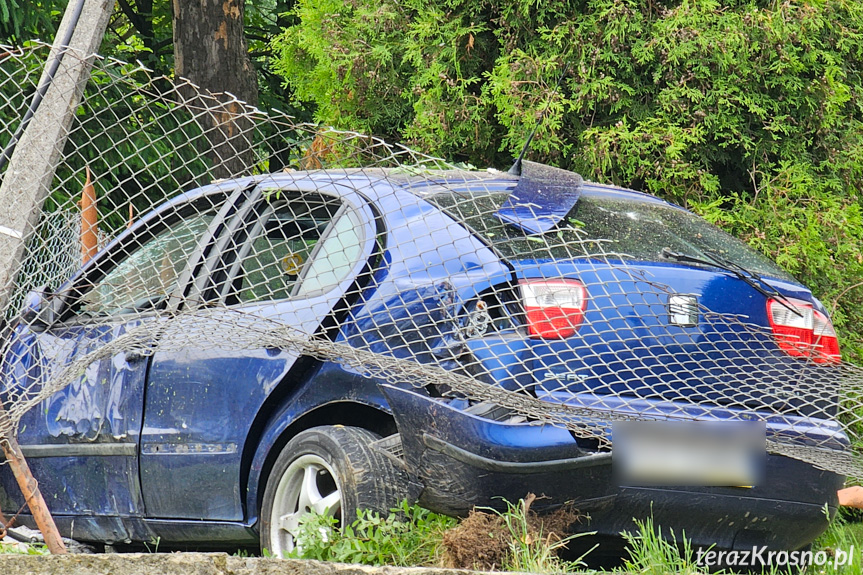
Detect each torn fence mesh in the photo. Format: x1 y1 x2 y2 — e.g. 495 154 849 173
0 42 861 482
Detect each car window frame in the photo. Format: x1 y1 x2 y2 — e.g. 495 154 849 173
218 192 368 305
54 187 245 326
219 196 334 304
208 182 376 308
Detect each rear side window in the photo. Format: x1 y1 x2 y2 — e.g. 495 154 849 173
293 205 365 298
228 192 368 304
427 188 794 282
233 196 340 303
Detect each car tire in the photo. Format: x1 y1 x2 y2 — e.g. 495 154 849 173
260 425 410 557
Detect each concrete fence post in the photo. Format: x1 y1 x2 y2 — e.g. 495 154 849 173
0 0 113 312
0 0 114 554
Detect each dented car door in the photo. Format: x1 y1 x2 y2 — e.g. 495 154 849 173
0 189 237 541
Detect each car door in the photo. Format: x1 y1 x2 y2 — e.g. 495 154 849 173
139 181 378 522
0 188 237 540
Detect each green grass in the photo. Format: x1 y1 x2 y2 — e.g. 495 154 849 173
810 510 863 575
489 498 594 573
288 497 593 572
616 509 863 575
0 541 48 555
291 501 863 574
619 516 702 575
285 499 457 566
137 497 863 574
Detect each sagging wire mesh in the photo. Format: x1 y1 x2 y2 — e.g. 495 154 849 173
0 41 860 487
14 209 101 312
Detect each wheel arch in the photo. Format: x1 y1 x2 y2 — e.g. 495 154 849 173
244 399 396 527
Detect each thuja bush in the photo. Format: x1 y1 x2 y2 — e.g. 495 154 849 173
272 0 863 360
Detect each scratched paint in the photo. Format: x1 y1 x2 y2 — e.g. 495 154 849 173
41 322 148 440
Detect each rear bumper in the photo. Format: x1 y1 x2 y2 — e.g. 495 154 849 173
383 385 843 551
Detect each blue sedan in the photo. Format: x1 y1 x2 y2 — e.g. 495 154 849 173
0 161 844 556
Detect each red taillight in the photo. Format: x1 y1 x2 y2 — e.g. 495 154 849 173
519 279 587 339
767 298 841 364
813 309 841 362
767 299 813 358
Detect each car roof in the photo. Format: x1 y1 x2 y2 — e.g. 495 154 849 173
386 168 681 211
135 166 684 240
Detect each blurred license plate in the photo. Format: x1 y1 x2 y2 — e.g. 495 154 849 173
612 420 765 486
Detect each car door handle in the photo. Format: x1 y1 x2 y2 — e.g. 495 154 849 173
124 350 150 363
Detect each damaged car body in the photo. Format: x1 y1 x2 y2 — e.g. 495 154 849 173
0 161 846 555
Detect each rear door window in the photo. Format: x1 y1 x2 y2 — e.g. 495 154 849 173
228 192 367 303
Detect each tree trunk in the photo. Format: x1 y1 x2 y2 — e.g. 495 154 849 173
172 0 259 179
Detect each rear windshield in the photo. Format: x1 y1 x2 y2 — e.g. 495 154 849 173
427 188 795 282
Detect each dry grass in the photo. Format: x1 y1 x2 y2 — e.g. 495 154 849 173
442 493 585 571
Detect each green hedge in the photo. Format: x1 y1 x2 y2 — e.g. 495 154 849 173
272 0 863 361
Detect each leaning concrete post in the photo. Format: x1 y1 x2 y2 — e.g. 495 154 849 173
0 0 113 555
0 0 113 311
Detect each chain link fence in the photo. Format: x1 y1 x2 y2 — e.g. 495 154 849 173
0 41 862 489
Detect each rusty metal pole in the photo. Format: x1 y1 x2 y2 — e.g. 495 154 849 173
0 437 65 554
0 0 113 554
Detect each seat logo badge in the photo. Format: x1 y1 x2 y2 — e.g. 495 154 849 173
668 294 699 327
543 371 587 384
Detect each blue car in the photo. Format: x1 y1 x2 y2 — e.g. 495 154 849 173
0 161 844 556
